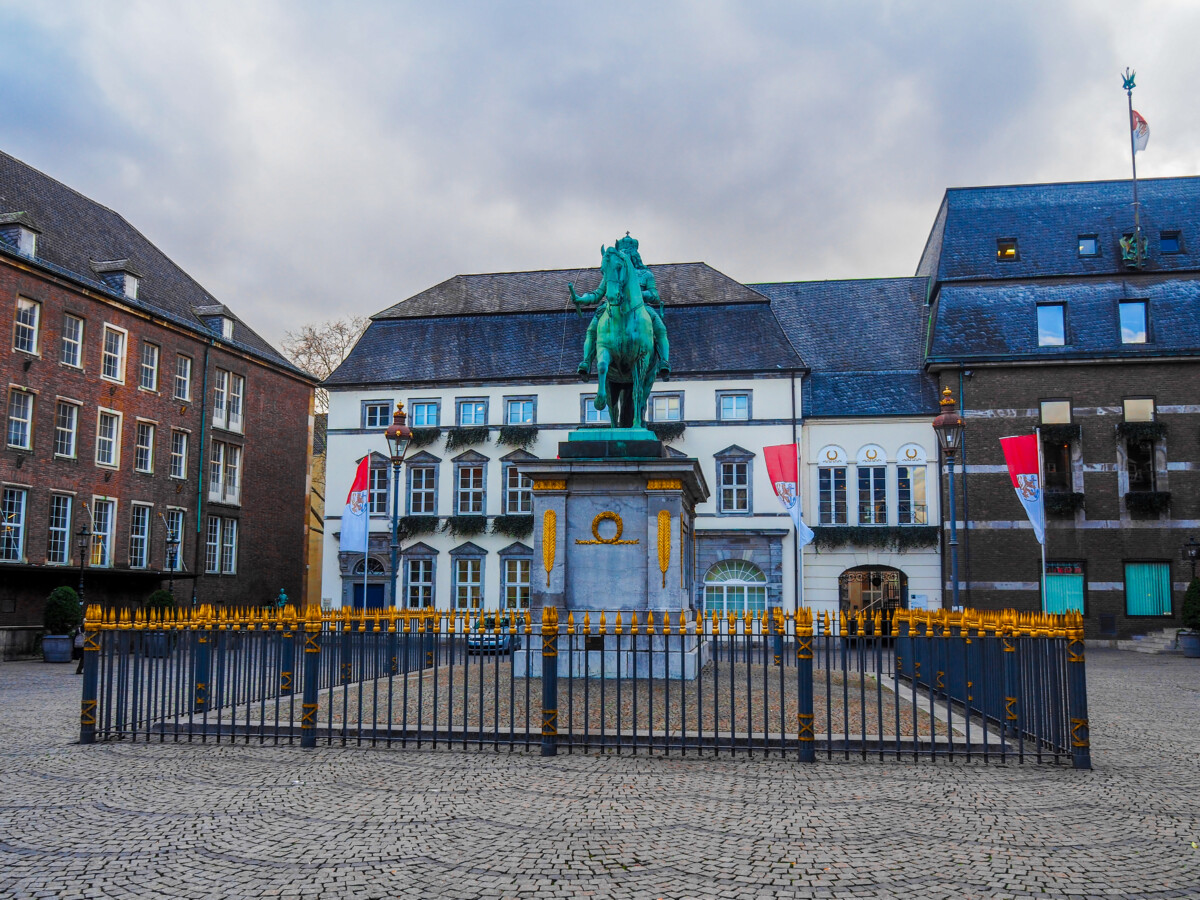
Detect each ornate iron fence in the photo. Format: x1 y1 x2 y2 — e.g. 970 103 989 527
79 605 1091 768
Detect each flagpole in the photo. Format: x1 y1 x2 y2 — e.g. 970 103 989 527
1036 427 1047 611
1123 68 1142 267
795 443 805 615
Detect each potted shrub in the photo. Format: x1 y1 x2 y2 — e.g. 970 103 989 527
143 589 177 657
43 586 82 663
1179 578 1200 658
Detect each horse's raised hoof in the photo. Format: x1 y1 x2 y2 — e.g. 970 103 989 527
594 393 607 411
577 363 589 380
658 366 671 382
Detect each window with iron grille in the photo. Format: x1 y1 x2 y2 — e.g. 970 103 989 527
135 422 155 473
819 467 847 525
7 389 33 450
13 298 39 354
139 343 160 391
47 495 72 565
129 504 151 568
1 487 27 562
101 326 126 381
61 314 84 367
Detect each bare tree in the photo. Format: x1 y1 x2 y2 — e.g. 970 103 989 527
281 315 369 412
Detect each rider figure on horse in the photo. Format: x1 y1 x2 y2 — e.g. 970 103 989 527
569 233 670 380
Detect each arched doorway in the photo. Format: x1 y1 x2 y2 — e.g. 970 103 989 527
703 559 768 615
838 565 907 622
351 557 387 610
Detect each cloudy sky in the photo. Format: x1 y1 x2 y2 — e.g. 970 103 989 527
3 1 1198 349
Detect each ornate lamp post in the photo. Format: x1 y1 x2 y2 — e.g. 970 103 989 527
163 517 181 600
1182 536 1200 581
932 386 966 610
76 523 92 605
384 402 413 609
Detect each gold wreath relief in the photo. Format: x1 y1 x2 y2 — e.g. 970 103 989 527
575 511 639 545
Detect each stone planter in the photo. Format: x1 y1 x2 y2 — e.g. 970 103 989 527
42 635 73 663
1178 631 1200 659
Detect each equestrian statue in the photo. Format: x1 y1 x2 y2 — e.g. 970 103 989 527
568 234 670 430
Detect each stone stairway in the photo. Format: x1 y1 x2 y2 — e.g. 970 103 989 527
1115 628 1182 654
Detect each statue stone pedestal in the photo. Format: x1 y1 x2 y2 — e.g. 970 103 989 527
513 437 711 680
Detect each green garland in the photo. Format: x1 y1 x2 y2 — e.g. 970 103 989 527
1039 423 1080 443
811 525 939 553
1124 491 1171 515
491 515 534 539
409 427 442 449
497 425 539 450
397 515 440 540
442 515 488 537
1044 491 1085 516
1116 421 1167 441
444 427 491 451
647 422 687 443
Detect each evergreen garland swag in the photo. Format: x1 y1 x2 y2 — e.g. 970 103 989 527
397 516 440 539
810 525 939 553
444 427 491 451
648 422 687 443
443 515 488 537
409 427 442 449
497 425 539 450
491 515 534 539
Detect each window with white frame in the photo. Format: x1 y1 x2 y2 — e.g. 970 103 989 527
857 466 887 525
205 516 220 573
649 393 682 422
456 464 485 514
369 464 388 514
1 487 27 562
174 355 192 401
718 460 749 513
90 499 115 567
409 465 436 515
47 494 72 564
406 558 434 608
454 557 483 609
54 401 78 458
818 467 848 525
205 515 238 574
7 389 33 450
457 399 487 426
101 325 127 382
208 441 241 504
703 559 768 615
897 466 927 524
505 398 534 424
165 508 185 571
503 558 531 609
582 395 610 424
221 518 238 573
13 298 39 354
139 343 160 391
363 402 391 429
227 373 244 432
135 422 155 473
61 314 84 367
212 369 228 428
717 392 749 421
410 401 439 427
129 504 151 568
170 430 189 479
96 410 122 467
505 465 532 514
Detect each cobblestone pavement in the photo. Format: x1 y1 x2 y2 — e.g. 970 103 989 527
1 650 1197 899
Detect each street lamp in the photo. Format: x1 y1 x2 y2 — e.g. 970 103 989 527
162 514 181 600
1182 536 1200 581
76 523 92 606
932 386 966 610
384 402 413 609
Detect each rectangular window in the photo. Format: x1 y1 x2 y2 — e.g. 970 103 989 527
456 465 484 515
1077 235 1099 257
1125 562 1171 616
363 402 390 429
1119 300 1148 344
227 374 244 432
409 466 436 515
457 399 487 426
208 441 241 504
1126 438 1156 493
205 516 238 574
1160 231 1181 254
857 466 887 525
818 467 847 525
101 325 127 382
7 389 33 450
54 401 78 458
0 487 27 562
129 504 150 568
997 238 1018 261
174 355 192 401
505 465 532 514
1123 397 1155 423
212 369 228 429
13 298 39 354
410 401 439 427
221 519 238 574
650 393 682 422
1039 400 1072 425
505 398 534 424
718 461 749 513
165 509 186 572
897 466 927 525
135 422 155 473
61 314 84 367
717 392 749 421
96 410 121 467
170 430 189 479
503 558 531 609
1044 562 1085 614
47 495 72 564
369 465 388 514
90 499 115 567
454 558 483 609
1037 304 1065 347
1043 439 1072 492
407 558 434 608
139 343 160 391
583 395 610 424
205 516 221 573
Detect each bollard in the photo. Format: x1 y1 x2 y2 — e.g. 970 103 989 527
79 604 100 745
301 604 322 748
1066 612 1092 770
541 605 559 757
796 608 815 762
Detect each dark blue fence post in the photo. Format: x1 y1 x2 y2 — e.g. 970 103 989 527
797 608 815 762
280 609 296 696
541 605 559 757
79 605 100 744
1066 613 1092 770
1002 611 1020 737
193 608 211 715
302 604 322 748
773 608 783 667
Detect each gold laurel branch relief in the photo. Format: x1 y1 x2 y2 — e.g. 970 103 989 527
656 510 671 588
542 510 557 586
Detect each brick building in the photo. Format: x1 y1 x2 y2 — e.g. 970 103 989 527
1 151 316 655
922 177 1200 637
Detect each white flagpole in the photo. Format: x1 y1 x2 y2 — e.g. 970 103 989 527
362 457 370 611
1036 428 1047 611
796 443 805 615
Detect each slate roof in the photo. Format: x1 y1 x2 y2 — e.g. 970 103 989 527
917 176 1200 285
373 263 769 318
928 277 1200 363
753 278 939 417
0 150 308 377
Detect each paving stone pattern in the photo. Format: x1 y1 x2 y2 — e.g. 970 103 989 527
1 650 1197 899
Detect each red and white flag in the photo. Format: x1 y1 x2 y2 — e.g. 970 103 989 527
339 456 371 554
1132 110 1150 153
763 443 815 546
999 434 1045 545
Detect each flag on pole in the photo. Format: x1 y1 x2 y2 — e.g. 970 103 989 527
999 434 1045 545
763 443 815 546
1131 110 1150 152
339 456 371 553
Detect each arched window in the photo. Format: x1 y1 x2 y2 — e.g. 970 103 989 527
353 557 386 575
703 559 767 615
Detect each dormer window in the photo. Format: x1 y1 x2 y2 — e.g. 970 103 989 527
1037 303 1066 347
1160 231 1182 254
0 214 39 258
997 238 1018 261
92 261 141 300
204 317 234 339
1077 235 1099 257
